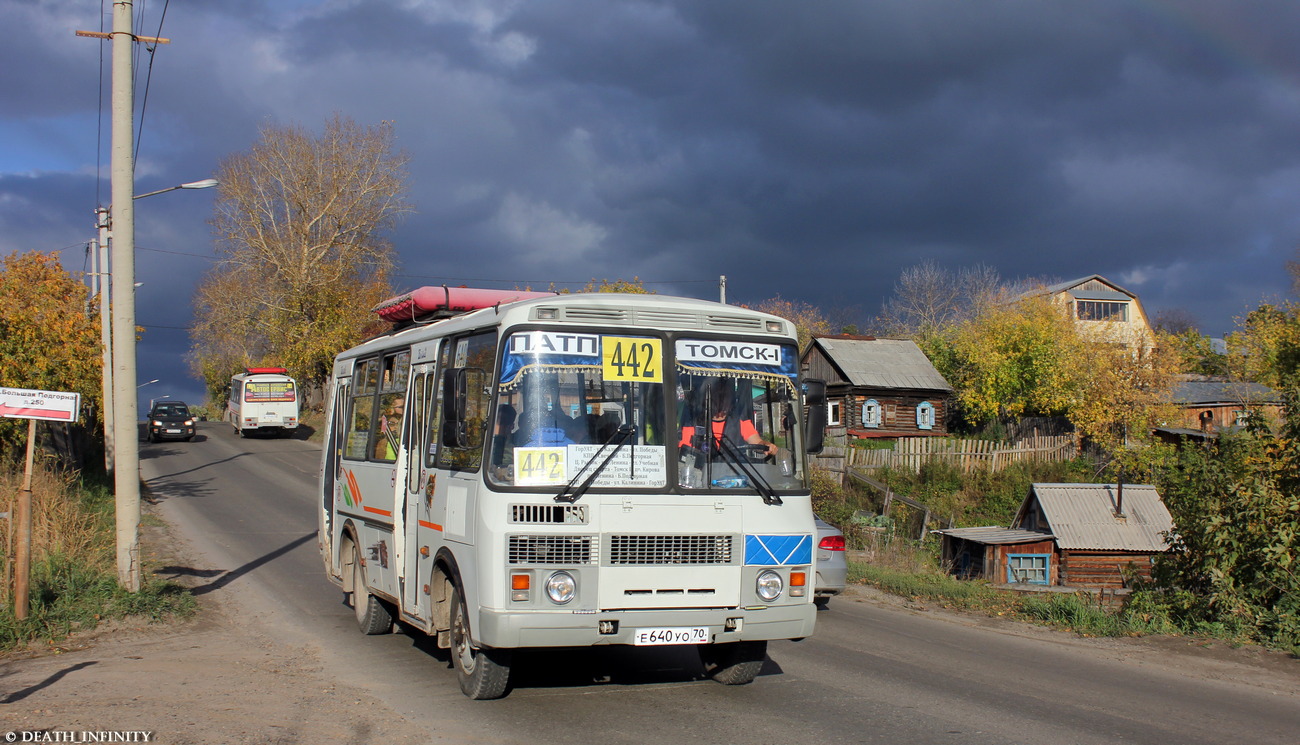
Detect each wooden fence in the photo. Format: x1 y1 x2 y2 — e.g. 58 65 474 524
815 434 1078 477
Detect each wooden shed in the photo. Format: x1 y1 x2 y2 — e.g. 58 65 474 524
935 527 1058 584
937 483 1173 590
800 335 953 438
1014 483 1172 589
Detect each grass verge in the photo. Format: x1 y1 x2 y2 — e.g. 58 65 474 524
848 548 1199 641
0 465 195 653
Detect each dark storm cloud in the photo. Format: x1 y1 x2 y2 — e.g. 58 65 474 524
5 1 1300 401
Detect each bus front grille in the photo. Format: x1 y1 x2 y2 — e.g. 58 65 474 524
508 535 597 565
608 535 735 566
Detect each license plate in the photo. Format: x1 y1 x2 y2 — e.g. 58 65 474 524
166 429 181 434
632 627 709 646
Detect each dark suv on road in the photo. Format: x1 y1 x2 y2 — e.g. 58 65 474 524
147 401 195 443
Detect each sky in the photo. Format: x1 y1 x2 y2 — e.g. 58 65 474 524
4 0 1300 410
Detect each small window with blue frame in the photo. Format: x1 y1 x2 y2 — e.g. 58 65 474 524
1006 554 1050 585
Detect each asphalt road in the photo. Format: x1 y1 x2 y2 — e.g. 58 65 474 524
139 422 1299 745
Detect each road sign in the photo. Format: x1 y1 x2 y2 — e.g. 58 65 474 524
0 387 81 422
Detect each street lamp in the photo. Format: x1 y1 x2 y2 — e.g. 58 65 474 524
138 379 159 388
95 177 216 592
95 182 216 475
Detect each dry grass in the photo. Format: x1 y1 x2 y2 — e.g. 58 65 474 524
0 462 194 650
0 465 108 605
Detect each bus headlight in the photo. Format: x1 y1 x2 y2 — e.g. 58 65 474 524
545 571 576 604
756 570 783 601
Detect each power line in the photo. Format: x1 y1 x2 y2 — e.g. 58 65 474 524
134 0 172 162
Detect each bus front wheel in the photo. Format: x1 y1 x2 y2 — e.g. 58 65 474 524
450 586 511 699
699 640 767 685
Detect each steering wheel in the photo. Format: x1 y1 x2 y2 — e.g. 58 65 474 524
738 443 772 463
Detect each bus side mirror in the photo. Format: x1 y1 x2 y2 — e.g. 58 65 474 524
802 379 826 455
442 368 489 449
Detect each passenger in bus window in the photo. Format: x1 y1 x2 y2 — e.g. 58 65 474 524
513 408 575 447
376 394 405 460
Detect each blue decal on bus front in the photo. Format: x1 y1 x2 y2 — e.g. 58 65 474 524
744 534 812 565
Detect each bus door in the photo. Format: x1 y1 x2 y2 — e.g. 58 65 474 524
430 331 497 552
321 374 350 569
402 360 437 615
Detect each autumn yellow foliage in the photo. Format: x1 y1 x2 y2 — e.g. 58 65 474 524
0 252 103 457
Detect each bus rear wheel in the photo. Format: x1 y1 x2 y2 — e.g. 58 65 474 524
699 640 767 685
450 586 511 699
350 545 393 635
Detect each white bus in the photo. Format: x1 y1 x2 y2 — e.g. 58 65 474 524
227 367 300 437
318 287 827 699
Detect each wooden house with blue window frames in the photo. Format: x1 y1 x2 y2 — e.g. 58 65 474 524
800 335 953 438
936 483 1173 589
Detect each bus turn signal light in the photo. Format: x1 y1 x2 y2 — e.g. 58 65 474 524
512 573 530 601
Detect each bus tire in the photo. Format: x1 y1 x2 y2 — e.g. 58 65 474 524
450 586 511 699
699 640 767 685
351 545 393 635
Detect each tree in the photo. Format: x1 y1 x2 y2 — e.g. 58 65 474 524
1163 329 1229 377
877 261 1002 339
1150 410 1300 649
1225 303 1300 392
745 296 832 351
578 277 653 294
926 296 1090 426
1068 342 1179 461
0 252 103 457
1152 307 1200 335
192 115 411 403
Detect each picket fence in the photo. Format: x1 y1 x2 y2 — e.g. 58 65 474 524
815 434 1078 475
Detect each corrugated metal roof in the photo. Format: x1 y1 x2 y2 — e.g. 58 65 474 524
1026 483 1172 552
933 526 1054 545
812 337 953 392
1042 274 1135 298
1172 381 1280 405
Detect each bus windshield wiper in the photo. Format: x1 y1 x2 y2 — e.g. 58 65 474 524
717 437 782 506
555 425 636 504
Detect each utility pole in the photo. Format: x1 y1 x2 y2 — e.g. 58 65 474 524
719 275 727 304
110 0 142 591
77 5 177 592
95 210 114 476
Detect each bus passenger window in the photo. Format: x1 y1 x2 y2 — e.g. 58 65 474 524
344 358 380 460
370 350 411 462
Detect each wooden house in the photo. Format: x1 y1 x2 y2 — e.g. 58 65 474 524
800 335 953 438
1034 275 1156 354
1170 378 1281 433
936 483 1173 590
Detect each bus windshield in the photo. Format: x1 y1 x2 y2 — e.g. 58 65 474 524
674 339 804 492
487 331 806 494
488 331 667 489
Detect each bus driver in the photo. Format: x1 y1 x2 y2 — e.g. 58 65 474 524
679 379 777 458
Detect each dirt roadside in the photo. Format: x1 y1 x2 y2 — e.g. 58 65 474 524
0 505 432 745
